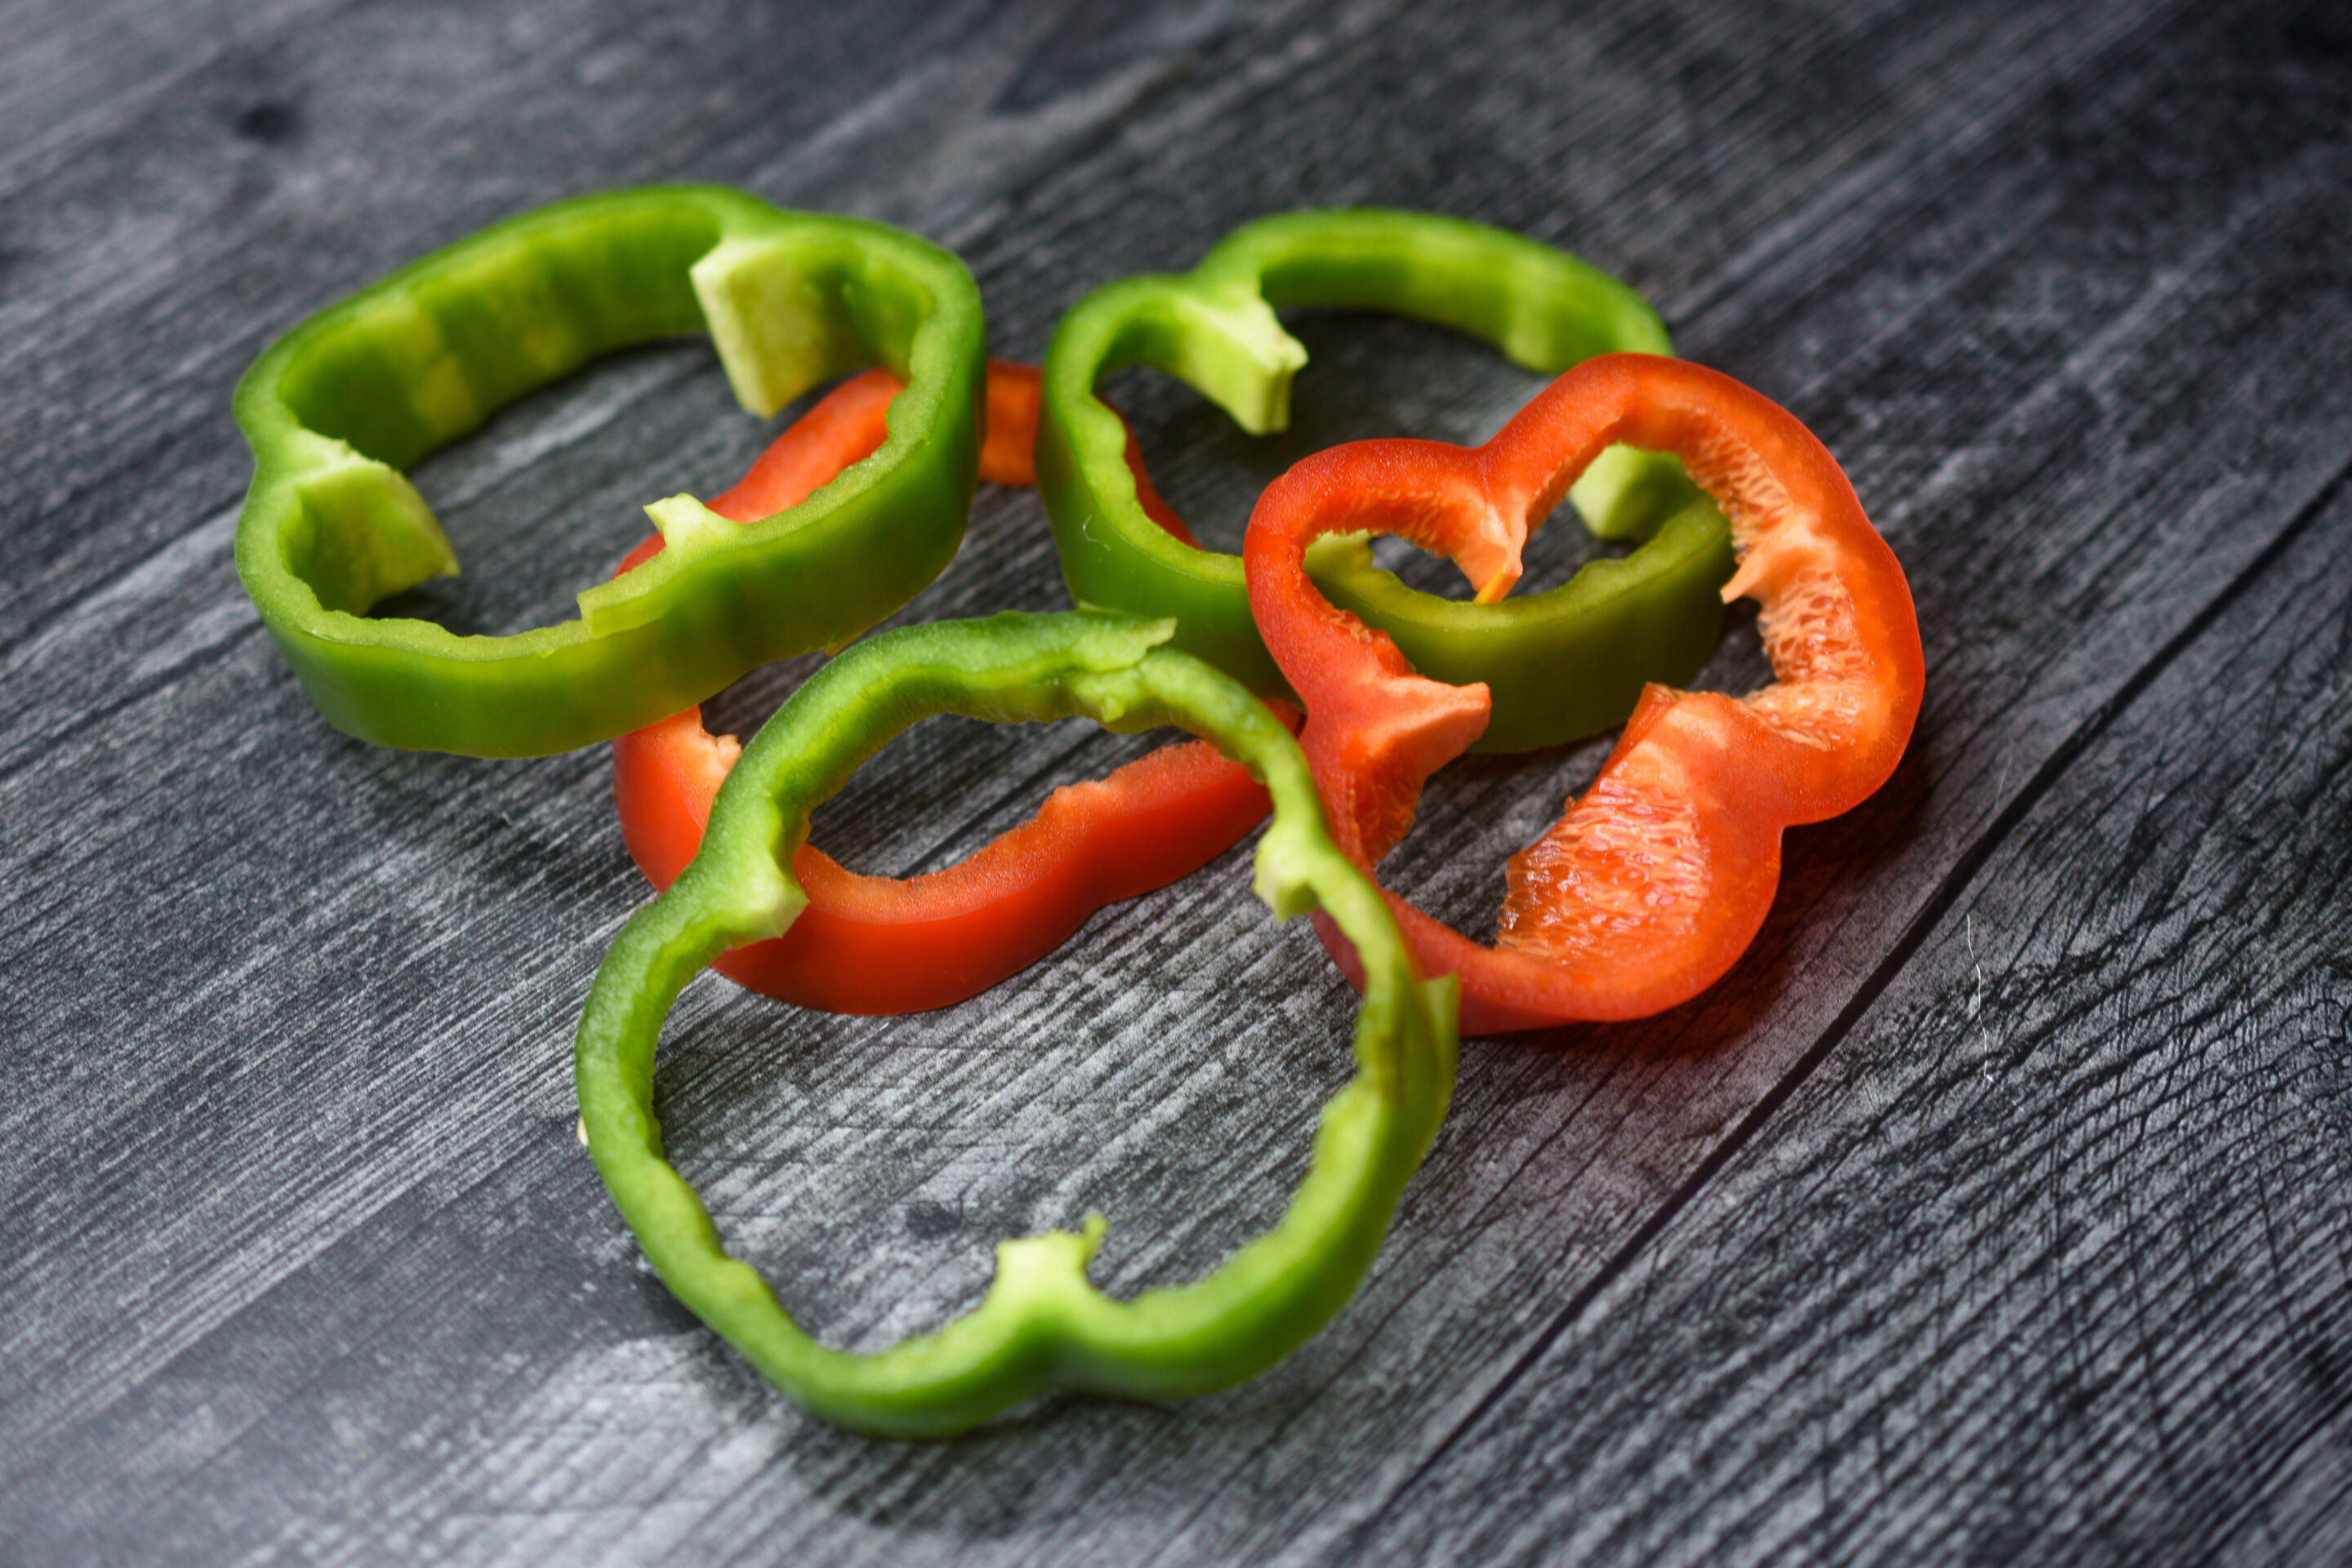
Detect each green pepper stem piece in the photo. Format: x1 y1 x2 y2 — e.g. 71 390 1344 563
234 185 985 757
1037 207 1734 750
573 611 1458 1437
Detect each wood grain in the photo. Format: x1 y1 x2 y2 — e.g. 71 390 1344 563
2 0 2349 1562
1345 477 2352 1567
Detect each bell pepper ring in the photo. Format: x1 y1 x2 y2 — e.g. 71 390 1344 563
233 185 986 757
574 611 1459 1437
1036 207 1735 750
1244 353 1926 1036
613 361 1295 1015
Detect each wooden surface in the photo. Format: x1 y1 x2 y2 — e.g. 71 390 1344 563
4 0 2350 1561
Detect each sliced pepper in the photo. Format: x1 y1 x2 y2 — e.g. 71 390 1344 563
574 611 1459 1437
234 185 986 756
1245 354 1925 1035
621 707 1287 1013
1036 207 1735 749
612 362 1290 1014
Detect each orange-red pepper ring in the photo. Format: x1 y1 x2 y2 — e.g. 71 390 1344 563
617 711 1292 1013
1244 352 1926 1034
612 359 1288 1016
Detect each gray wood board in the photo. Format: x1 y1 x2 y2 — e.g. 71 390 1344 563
1349 463 2352 1567
2 0 2349 1563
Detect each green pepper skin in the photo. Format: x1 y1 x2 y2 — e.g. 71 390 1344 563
574 612 1458 1437
1036 207 1735 751
234 185 985 757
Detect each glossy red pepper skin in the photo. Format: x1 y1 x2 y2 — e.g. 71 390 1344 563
613 362 1277 1014
1245 353 1925 1034
618 712 1281 1012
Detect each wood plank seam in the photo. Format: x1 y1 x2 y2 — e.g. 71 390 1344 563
1663 0 2182 334
1320 450 2352 1561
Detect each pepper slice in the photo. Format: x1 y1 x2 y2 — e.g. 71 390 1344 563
1036 207 1735 749
575 612 1459 1437
1245 353 1925 1035
613 362 1290 1014
234 185 986 756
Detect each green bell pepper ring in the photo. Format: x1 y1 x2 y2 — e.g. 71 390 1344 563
233 185 986 757
574 611 1458 1437
1035 207 1735 751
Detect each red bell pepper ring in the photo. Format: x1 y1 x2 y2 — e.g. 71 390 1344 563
1244 353 1925 1034
613 360 1280 1014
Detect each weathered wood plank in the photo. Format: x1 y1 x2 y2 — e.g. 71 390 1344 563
2 0 2350 1563
1342 471 2352 1568
0 0 341 178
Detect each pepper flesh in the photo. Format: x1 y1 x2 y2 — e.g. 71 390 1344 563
614 362 1286 1014
621 711 1287 1013
1037 207 1733 748
1244 353 1925 1034
233 185 985 756
574 612 1458 1437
